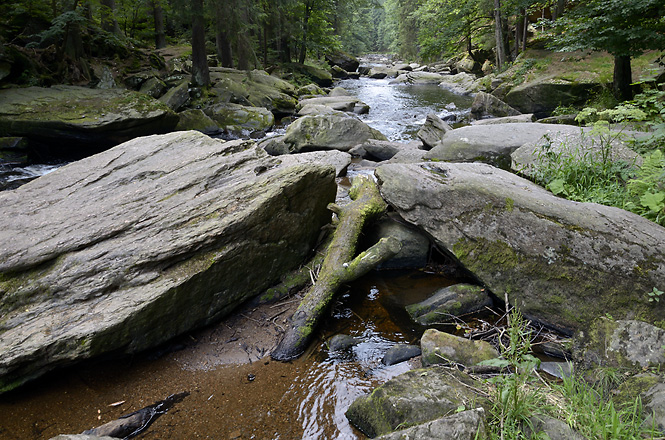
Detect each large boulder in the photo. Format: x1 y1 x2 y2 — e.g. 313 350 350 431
204 102 275 133
346 366 487 438
210 68 298 115
375 162 665 335
418 113 452 149
438 72 480 95
298 96 369 114
0 131 337 393
325 49 360 73
471 91 521 118
0 86 178 151
424 123 582 169
504 76 599 116
278 114 387 154
389 72 447 85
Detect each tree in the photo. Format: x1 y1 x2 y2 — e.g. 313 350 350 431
550 0 665 100
151 0 167 49
190 0 209 86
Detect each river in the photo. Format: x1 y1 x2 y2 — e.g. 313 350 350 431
0 74 476 440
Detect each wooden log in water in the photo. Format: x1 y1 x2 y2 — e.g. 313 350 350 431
271 176 401 361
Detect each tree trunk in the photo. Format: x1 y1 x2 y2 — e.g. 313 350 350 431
298 0 313 64
191 0 210 86
613 55 633 101
271 176 402 361
522 11 528 52
215 2 233 67
152 0 166 49
553 0 566 20
494 0 505 70
100 0 120 34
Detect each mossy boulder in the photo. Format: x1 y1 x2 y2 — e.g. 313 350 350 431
0 86 178 153
279 114 387 154
204 102 275 133
175 109 220 134
503 75 599 116
375 162 665 335
325 49 360 72
209 68 298 115
345 366 488 437
0 132 336 393
406 284 492 325
420 329 499 367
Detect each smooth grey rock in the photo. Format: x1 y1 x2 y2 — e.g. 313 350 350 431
369 66 399 79
328 334 361 351
472 114 536 125
525 415 587 440
385 148 428 164
346 366 487 438
278 149 352 177
0 86 177 150
425 123 582 169
406 284 492 325
390 72 446 85
375 408 487 440
382 344 422 366
363 214 430 269
393 63 413 72
375 162 665 335
298 96 369 114
175 109 220 134
539 361 573 379
329 87 351 97
471 91 521 118
159 80 190 111
279 114 387 154
420 329 499 367
0 131 336 393
575 319 665 370
438 72 479 95
511 128 643 177
296 104 347 117
350 139 406 161
417 113 452 149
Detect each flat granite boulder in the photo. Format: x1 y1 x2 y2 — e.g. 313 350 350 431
0 131 336 393
0 85 178 150
376 162 665 334
424 123 582 169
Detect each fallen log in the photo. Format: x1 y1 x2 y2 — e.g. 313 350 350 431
271 176 402 361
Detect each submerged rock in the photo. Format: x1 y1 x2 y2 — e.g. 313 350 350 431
420 329 499 367
346 366 487 438
406 284 492 325
382 344 421 366
0 86 178 152
0 131 336 393
375 162 665 335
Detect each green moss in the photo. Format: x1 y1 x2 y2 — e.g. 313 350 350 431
505 197 515 212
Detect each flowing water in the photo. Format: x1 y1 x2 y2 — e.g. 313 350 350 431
0 75 478 440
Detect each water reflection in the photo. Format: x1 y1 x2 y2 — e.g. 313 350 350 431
337 77 473 141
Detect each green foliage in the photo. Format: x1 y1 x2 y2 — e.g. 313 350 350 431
625 149 665 224
547 0 665 58
647 287 664 303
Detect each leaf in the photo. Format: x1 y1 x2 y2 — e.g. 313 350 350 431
640 191 665 213
476 357 511 368
547 178 567 195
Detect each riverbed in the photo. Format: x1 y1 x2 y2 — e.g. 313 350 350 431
0 73 476 440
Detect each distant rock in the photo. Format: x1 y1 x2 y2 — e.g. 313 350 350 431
0 131 336 393
325 49 360 73
298 96 369 114
390 72 446 85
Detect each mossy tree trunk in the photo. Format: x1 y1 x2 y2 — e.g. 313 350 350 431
271 176 402 361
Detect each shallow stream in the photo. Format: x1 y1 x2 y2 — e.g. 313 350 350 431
0 73 479 440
